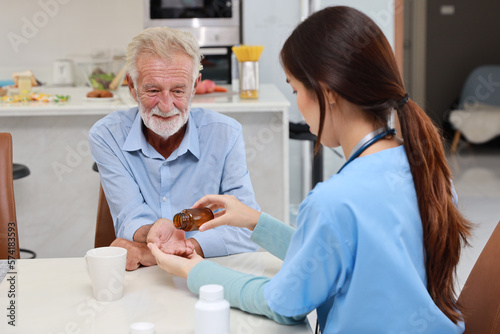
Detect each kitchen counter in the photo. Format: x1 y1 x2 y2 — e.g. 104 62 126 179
0 84 289 116
1 84 290 259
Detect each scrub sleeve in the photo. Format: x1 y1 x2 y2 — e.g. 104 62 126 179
186 213 306 325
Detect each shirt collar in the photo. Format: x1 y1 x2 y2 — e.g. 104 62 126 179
122 108 154 157
168 112 200 161
122 107 200 161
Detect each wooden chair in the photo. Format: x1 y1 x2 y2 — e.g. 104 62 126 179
0 133 20 259
94 183 116 248
458 220 500 333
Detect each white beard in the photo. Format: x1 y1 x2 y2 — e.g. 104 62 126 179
139 101 189 139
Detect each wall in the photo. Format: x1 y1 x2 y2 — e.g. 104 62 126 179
242 0 396 204
242 0 395 121
0 0 143 83
426 0 500 127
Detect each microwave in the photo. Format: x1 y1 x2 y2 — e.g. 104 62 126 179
143 0 241 84
143 0 241 48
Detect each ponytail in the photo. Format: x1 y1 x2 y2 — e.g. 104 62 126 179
397 100 472 323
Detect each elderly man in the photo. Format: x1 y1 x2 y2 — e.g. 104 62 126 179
88 27 259 270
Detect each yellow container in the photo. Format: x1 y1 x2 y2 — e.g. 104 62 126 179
18 75 32 96
232 46 264 100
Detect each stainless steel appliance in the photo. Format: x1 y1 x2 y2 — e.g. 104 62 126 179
143 0 241 84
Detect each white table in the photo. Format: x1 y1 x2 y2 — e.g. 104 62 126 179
0 252 312 333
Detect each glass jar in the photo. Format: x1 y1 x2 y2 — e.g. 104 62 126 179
173 208 214 231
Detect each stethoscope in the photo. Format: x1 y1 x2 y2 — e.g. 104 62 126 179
336 127 397 174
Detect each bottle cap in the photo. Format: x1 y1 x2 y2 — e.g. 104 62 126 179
199 284 224 302
129 322 155 334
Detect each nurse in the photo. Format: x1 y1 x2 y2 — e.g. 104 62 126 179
148 6 472 333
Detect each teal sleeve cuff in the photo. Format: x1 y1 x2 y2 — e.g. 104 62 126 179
250 212 296 260
187 260 305 325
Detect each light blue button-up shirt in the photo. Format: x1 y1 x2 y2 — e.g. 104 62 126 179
88 107 260 257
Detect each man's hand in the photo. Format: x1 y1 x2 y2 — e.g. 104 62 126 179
147 218 195 257
133 224 153 243
110 238 156 271
187 238 204 258
148 243 203 279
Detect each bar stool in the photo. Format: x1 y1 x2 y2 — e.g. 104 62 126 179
289 122 323 188
13 163 30 179
13 162 37 259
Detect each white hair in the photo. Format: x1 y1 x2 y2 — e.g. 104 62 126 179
126 27 203 84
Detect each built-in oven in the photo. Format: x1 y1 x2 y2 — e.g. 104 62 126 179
143 0 241 84
199 47 232 84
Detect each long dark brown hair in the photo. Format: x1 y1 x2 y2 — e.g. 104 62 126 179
280 6 472 323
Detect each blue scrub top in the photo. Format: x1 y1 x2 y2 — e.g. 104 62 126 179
265 146 464 333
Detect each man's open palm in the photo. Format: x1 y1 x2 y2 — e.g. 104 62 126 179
147 218 195 256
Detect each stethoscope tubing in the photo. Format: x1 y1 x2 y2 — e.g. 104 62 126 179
336 127 396 174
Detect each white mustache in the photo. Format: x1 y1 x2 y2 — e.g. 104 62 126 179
151 106 181 118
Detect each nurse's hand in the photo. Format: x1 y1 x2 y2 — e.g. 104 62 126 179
191 194 261 232
148 243 203 279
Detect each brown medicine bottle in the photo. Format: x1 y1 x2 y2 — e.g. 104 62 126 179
173 208 214 231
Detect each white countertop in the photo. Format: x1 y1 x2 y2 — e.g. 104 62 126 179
0 84 290 117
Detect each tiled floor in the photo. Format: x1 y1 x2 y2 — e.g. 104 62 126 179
449 144 500 291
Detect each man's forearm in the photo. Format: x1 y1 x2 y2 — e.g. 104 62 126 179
133 224 153 242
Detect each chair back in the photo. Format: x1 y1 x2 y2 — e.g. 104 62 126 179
94 183 116 248
0 133 20 259
458 220 500 333
458 65 500 108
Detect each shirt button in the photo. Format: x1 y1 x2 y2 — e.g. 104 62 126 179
162 197 167 202
163 161 167 166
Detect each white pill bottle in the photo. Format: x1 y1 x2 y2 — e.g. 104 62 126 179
195 284 230 334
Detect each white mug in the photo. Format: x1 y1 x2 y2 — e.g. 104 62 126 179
85 247 127 302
